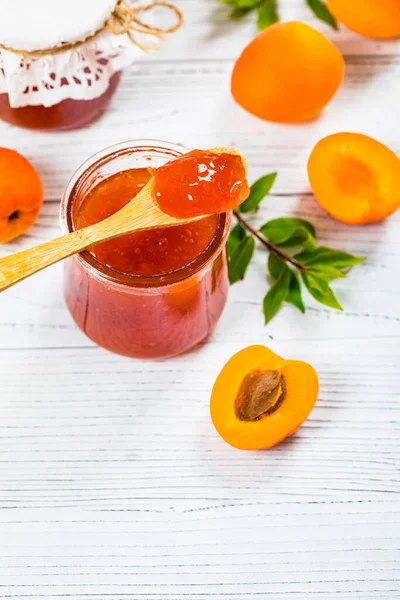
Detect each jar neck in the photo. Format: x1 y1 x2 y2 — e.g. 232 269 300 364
60 140 232 289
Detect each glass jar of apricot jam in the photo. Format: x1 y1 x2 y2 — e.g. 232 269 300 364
60 141 231 359
0 72 122 131
0 1 182 131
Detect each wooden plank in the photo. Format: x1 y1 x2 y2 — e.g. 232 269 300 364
0 501 399 597
0 339 399 507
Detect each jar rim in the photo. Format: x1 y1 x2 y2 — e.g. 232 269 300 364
60 139 232 290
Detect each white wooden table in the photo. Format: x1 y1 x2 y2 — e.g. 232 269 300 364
1 1 400 597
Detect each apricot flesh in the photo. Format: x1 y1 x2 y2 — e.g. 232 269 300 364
327 0 400 39
231 21 344 123
210 345 319 450
0 148 43 243
308 133 400 225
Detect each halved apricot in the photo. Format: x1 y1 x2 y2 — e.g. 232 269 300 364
308 133 400 225
231 21 344 123
210 345 319 450
327 0 400 39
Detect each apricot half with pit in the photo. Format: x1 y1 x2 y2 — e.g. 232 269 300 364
0 148 43 243
210 345 319 450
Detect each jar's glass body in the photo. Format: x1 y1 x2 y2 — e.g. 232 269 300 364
0 72 121 131
60 141 231 359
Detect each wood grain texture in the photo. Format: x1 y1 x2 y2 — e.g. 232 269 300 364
0 229 100 292
0 0 399 597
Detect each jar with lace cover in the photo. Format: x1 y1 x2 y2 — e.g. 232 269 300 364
0 0 182 131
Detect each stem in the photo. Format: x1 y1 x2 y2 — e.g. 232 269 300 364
233 211 307 272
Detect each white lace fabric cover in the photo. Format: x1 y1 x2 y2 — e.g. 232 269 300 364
0 1 150 108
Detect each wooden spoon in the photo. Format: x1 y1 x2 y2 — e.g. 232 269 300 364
0 146 247 293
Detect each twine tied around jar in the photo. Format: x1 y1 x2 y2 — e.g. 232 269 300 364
109 0 183 51
0 0 183 56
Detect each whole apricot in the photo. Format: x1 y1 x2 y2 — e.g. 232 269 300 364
0 148 43 243
231 22 345 123
308 133 400 225
327 0 400 39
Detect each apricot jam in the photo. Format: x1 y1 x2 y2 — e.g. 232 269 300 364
75 168 219 276
152 150 250 218
0 72 121 131
61 141 231 359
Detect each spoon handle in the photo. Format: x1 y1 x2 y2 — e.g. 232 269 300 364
0 180 158 292
0 227 96 292
0 192 196 293
0 201 158 293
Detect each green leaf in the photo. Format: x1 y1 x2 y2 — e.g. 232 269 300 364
263 267 291 324
227 223 246 258
229 5 254 18
268 254 305 313
277 226 315 251
239 172 277 213
301 272 343 311
218 0 237 4
237 0 260 6
257 0 279 30
295 246 366 269
268 253 285 280
305 0 338 29
260 217 316 245
308 264 346 281
228 235 255 284
287 271 305 313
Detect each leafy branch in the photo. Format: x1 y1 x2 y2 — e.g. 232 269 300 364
227 173 365 324
219 0 337 30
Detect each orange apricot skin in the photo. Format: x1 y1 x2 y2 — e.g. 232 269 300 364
231 22 344 123
308 133 400 225
210 345 319 451
0 148 43 243
327 0 400 39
